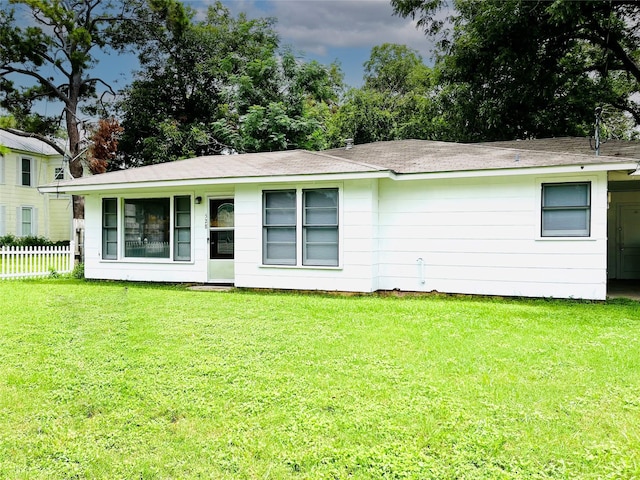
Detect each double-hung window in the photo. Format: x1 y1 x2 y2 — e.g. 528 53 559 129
20 158 33 187
102 198 118 259
174 196 191 261
303 189 339 266
541 182 591 237
17 206 36 236
263 188 339 267
263 190 297 265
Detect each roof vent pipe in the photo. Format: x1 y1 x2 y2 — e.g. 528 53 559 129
345 138 354 150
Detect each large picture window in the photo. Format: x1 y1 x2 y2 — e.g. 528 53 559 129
541 182 591 237
263 188 339 267
124 198 170 258
102 196 192 261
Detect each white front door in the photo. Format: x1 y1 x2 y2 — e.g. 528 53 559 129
208 198 234 283
617 204 640 279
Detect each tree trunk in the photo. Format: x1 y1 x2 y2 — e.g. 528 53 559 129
66 76 85 220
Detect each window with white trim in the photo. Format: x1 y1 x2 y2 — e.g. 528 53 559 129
17 206 37 236
102 198 118 259
174 196 191 261
54 167 64 180
124 198 170 258
263 190 297 265
101 196 192 261
263 188 339 267
20 158 33 187
303 189 339 266
541 182 591 237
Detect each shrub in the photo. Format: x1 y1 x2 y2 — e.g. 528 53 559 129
71 262 85 279
0 235 70 247
0 234 18 246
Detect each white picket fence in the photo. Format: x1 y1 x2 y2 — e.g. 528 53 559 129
0 242 75 280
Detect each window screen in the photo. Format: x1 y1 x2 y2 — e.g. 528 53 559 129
102 198 118 259
541 182 590 237
263 190 296 265
303 189 338 266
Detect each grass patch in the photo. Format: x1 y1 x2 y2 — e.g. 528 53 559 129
0 280 639 478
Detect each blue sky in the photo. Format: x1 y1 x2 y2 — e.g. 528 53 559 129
213 0 436 87
90 0 437 91
2 0 438 123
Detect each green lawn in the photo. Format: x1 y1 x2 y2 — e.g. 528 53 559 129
0 280 639 479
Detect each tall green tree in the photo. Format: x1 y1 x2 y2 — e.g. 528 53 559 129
0 0 188 187
329 43 434 145
391 0 640 141
118 2 342 166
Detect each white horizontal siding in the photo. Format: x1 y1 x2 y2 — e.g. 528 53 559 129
234 181 377 292
377 173 608 299
83 193 209 283
81 170 609 300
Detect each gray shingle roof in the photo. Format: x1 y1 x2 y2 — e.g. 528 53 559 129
0 128 64 156
42 138 640 191
323 139 639 173
482 137 640 159
48 149 384 188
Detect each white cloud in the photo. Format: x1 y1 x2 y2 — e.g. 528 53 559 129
270 0 432 56
189 0 437 60
189 0 442 85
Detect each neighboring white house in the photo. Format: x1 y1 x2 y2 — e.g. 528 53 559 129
0 128 72 241
39 139 640 300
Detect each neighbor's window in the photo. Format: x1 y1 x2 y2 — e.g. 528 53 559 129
263 188 339 267
19 206 35 236
263 190 296 265
102 198 118 259
303 188 339 266
20 158 32 186
124 198 170 258
54 167 64 180
541 182 591 237
174 195 191 261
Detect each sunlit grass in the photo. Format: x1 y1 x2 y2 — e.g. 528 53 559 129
0 279 639 478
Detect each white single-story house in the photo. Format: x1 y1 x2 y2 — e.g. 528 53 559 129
40 139 640 300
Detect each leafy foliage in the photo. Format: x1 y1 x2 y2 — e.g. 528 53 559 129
0 234 69 247
0 0 189 182
328 43 435 145
391 0 640 141
117 2 343 165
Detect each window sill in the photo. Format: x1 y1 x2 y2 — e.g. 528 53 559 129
100 258 195 265
535 236 597 241
260 264 342 271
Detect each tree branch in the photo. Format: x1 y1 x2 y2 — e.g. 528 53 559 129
82 76 116 96
0 65 71 106
612 101 640 125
